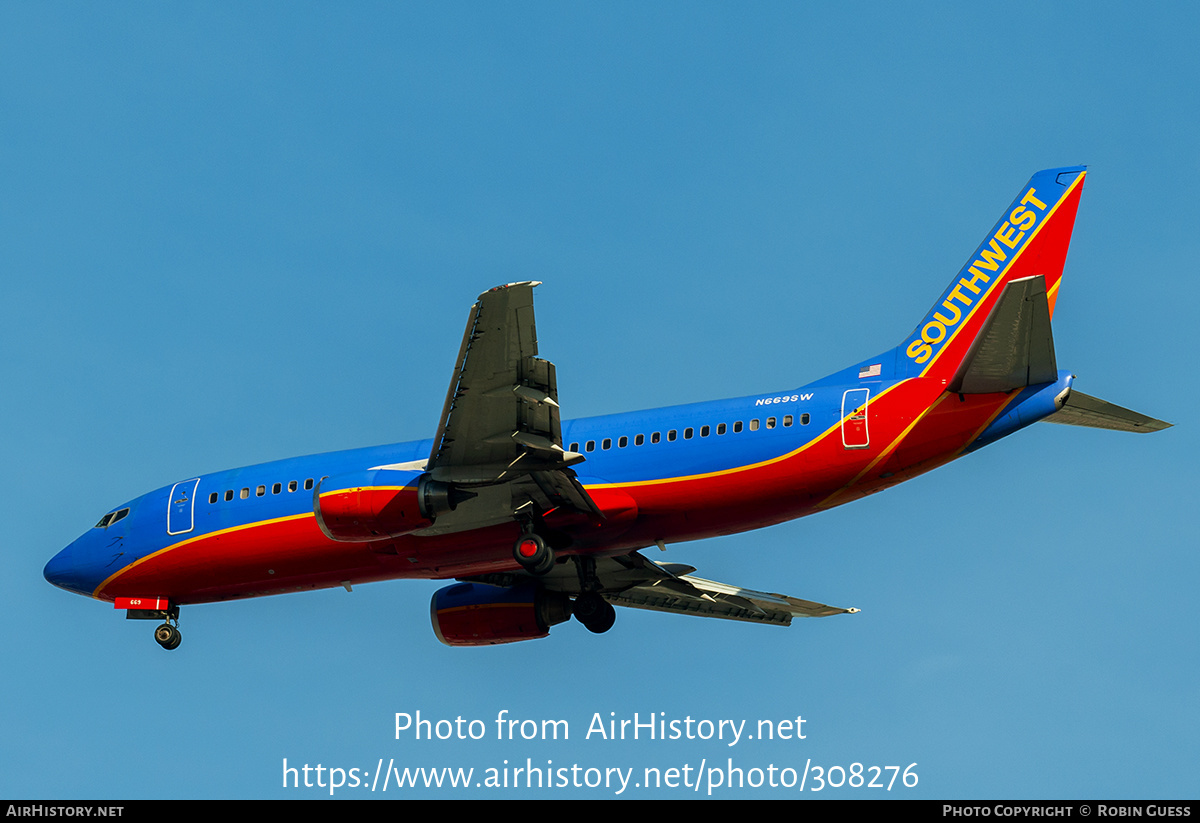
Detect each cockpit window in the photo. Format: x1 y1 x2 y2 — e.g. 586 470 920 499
94 507 130 528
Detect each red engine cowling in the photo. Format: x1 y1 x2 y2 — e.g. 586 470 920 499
315 469 431 542
315 470 476 542
431 582 571 646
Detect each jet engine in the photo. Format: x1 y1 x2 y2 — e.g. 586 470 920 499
430 582 571 646
315 470 472 542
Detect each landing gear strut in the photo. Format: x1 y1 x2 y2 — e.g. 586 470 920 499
153 606 182 650
569 556 615 633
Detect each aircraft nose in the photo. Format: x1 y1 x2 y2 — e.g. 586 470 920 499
43 540 98 597
43 544 76 589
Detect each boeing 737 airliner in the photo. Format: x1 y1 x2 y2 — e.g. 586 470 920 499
44 167 1169 649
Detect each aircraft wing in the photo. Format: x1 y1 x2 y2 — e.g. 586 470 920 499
413 282 600 534
428 282 585 484
510 551 859 626
604 563 858 626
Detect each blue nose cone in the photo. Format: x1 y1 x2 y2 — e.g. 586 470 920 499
44 540 97 597
44 544 76 589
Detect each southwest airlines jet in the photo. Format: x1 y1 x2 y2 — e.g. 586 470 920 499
44 167 1169 650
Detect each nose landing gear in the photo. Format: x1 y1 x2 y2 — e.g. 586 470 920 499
152 605 182 650
154 622 181 650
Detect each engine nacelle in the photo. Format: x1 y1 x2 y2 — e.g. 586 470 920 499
430 582 571 646
315 471 479 542
315 469 429 542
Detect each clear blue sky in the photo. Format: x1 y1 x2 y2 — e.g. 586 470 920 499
2 2 1195 799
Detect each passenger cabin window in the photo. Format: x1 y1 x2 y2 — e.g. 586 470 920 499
783 415 793 427
288 481 297 492
225 490 234 502
602 438 612 450
272 483 281 494
240 488 250 499
569 442 579 452
801 413 810 425
667 430 677 442
256 485 266 497
304 479 314 491
651 432 661 444
618 436 628 448
585 440 595 452
634 434 644 446
749 419 760 431
734 421 743 433
700 425 710 437
683 427 693 439
766 417 776 429
209 492 218 504
718 423 727 435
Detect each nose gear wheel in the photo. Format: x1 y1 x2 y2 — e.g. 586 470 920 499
153 606 182 650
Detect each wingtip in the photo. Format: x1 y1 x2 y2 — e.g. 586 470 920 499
479 280 542 300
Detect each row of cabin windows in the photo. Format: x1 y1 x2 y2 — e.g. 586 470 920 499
569 413 811 453
208 477 315 505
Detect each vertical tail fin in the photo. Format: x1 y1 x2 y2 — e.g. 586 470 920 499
899 167 1087 381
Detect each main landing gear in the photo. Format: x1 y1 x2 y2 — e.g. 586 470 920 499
513 532 555 576
572 592 616 634
571 555 615 634
154 606 182 650
509 527 616 634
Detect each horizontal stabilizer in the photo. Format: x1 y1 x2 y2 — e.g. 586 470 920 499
1043 391 1172 433
951 275 1057 393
